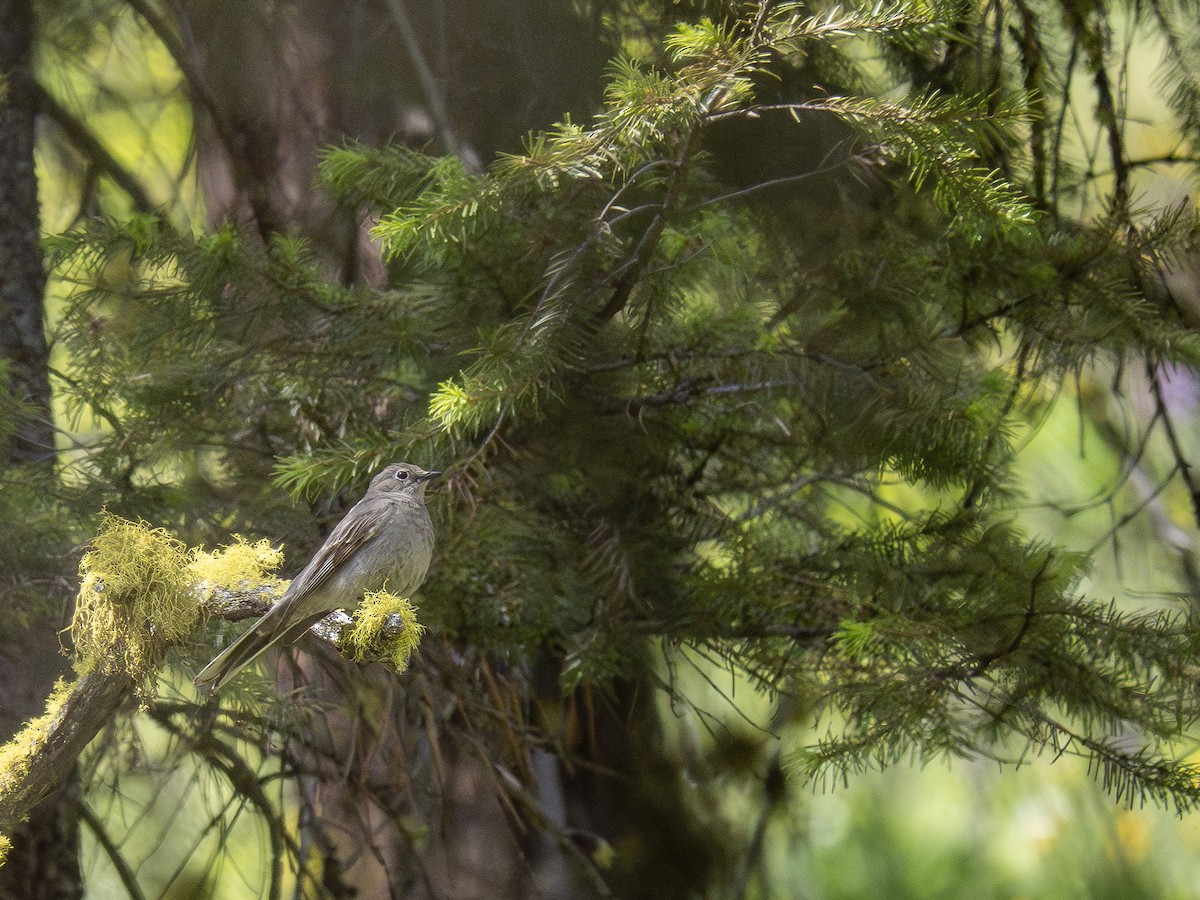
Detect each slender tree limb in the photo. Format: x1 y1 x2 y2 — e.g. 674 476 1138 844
594 149 694 326
147 711 294 900
124 0 282 238
382 0 479 170
31 81 158 216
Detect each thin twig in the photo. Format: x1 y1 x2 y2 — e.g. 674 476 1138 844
1149 361 1200 528
79 801 148 900
383 0 478 169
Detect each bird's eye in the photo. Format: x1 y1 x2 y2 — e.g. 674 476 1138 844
395 469 409 481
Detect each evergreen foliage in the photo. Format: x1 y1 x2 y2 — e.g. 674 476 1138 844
48 0 1200 803
13 0 1200 893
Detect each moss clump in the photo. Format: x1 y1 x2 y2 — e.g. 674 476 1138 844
339 590 425 673
0 678 74 801
190 537 284 599
71 515 286 694
72 515 196 688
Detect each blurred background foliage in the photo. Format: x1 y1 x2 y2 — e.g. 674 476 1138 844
3 0 1200 897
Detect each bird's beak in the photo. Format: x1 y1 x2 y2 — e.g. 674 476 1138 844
422 470 443 483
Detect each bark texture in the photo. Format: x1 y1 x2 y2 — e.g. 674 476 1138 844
0 0 53 465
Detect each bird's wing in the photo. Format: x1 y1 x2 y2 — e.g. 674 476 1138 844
282 495 388 601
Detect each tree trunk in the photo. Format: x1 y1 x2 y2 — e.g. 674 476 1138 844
0 781 82 900
0 1 81 895
0 0 53 466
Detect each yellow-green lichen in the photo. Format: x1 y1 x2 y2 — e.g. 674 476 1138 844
72 515 197 688
339 590 425 673
189 536 284 599
0 833 10 866
71 516 288 693
0 677 75 800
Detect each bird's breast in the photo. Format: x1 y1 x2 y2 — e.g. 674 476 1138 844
329 500 434 599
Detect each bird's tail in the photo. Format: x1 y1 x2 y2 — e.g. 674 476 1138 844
194 615 280 694
194 601 325 694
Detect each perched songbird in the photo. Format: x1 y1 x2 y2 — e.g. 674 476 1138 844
194 462 440 693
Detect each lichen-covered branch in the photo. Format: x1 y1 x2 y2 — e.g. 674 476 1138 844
0 673 133 852
0 515 427 859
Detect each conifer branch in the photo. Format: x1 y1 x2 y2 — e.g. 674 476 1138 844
31 0 1200 845
595 145 696 326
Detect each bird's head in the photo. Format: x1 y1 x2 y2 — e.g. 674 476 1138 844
369 462 442 497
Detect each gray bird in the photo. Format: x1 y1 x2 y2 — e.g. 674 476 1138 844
194 462 440 693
